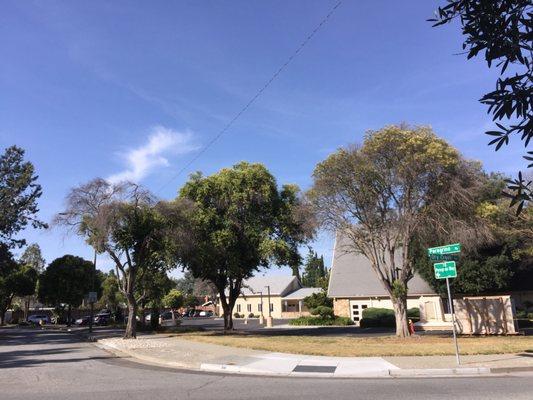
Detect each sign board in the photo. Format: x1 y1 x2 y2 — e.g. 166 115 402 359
87 291 97 303
429 254 460 262
434 261 457 279
428 243 461 256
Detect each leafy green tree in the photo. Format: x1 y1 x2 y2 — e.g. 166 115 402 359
301 250 326 287
0 146 46 248
173 162 314 331
175 270 195 295
163 289 184 309
309 125 485 337
55 179 188 338
430 1 532 212
38 255 93 325
99 271 125 313
415 172 533 295
0 245 38 324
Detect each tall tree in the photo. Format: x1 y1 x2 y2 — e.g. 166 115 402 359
55 179 179 338
0 146 46 248
0 245 38 324
20 243 45 273
302 250 326 288
18 243 45 319
171 162 314 331
309 125 485 337
430 1 533 212
37 255 94 325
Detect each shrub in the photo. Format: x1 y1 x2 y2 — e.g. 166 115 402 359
248 313 256 318
233 312 240 319
407 307 420 321
303 292 333 310
310 306 334 319
360 307 395 328
289 316 354 326
528 313 533 320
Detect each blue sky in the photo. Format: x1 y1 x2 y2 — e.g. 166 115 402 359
0 1 524 275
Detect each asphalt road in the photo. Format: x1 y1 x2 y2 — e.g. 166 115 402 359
1 328 532 400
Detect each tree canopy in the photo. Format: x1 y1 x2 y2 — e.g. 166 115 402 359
309 125 484 336
431 1 533 212
19 243 45 273
174 162 314 330
301 250 327 288
0 146 46 248
0 245 38 324
38 255 94 315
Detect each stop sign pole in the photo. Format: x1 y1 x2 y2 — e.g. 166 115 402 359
429 245 461 365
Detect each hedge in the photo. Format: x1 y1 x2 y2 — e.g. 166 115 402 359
289 316 354 326
359 307 420 328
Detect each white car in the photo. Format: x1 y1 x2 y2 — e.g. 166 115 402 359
27 315 51 324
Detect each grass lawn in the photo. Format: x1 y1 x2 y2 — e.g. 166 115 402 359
178 332 533 357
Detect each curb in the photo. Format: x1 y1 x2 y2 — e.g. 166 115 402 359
89 337 533 379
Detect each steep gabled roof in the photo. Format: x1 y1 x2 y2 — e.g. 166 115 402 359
327 233 435 298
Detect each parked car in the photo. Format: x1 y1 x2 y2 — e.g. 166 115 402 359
94 310 111 325
198 311 213 317
75 316 92 326
27 315 51 325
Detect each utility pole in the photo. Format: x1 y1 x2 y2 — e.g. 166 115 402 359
89 250 96 334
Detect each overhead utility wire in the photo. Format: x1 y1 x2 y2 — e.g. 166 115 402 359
156 1 343 193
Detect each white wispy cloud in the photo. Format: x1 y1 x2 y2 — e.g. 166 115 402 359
107 126 197 184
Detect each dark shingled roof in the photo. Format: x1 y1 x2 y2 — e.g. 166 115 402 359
327 233 435 298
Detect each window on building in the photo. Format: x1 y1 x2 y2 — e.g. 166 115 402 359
354 317 360 321
353 311 359 316
247 304 251 312
270 303 274 312
352 304 359 309
237 304 241 312
258 304 262 312
362 305 368 309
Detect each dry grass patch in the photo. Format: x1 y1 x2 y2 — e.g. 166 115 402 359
178 332 533 357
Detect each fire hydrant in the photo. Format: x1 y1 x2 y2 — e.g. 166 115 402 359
408 319 415 335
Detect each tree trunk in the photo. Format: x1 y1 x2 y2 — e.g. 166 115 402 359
0 309 6 326
392 296 410 337
67 304 72 327
124 294 137 339
221 301 234 331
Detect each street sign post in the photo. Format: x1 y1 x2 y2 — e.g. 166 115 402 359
429 244 461 365
429 254 459 262
434 261 457 279
428 243 461 255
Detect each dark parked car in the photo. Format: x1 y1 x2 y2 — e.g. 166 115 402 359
94 310 111 325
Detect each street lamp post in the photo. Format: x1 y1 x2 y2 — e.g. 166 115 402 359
258 291 264 324
265 285 273 327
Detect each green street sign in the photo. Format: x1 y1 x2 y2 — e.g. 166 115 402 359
434 261 457 279
429 254 460 262
428 243 461 256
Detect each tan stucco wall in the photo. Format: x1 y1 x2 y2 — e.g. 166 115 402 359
219 295 284 319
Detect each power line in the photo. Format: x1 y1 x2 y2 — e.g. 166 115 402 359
156 1 343 194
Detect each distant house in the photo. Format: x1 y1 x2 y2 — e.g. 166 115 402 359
217 275 321 319
327 234 445 326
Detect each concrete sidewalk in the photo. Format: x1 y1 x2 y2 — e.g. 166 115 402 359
96 334 533 378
